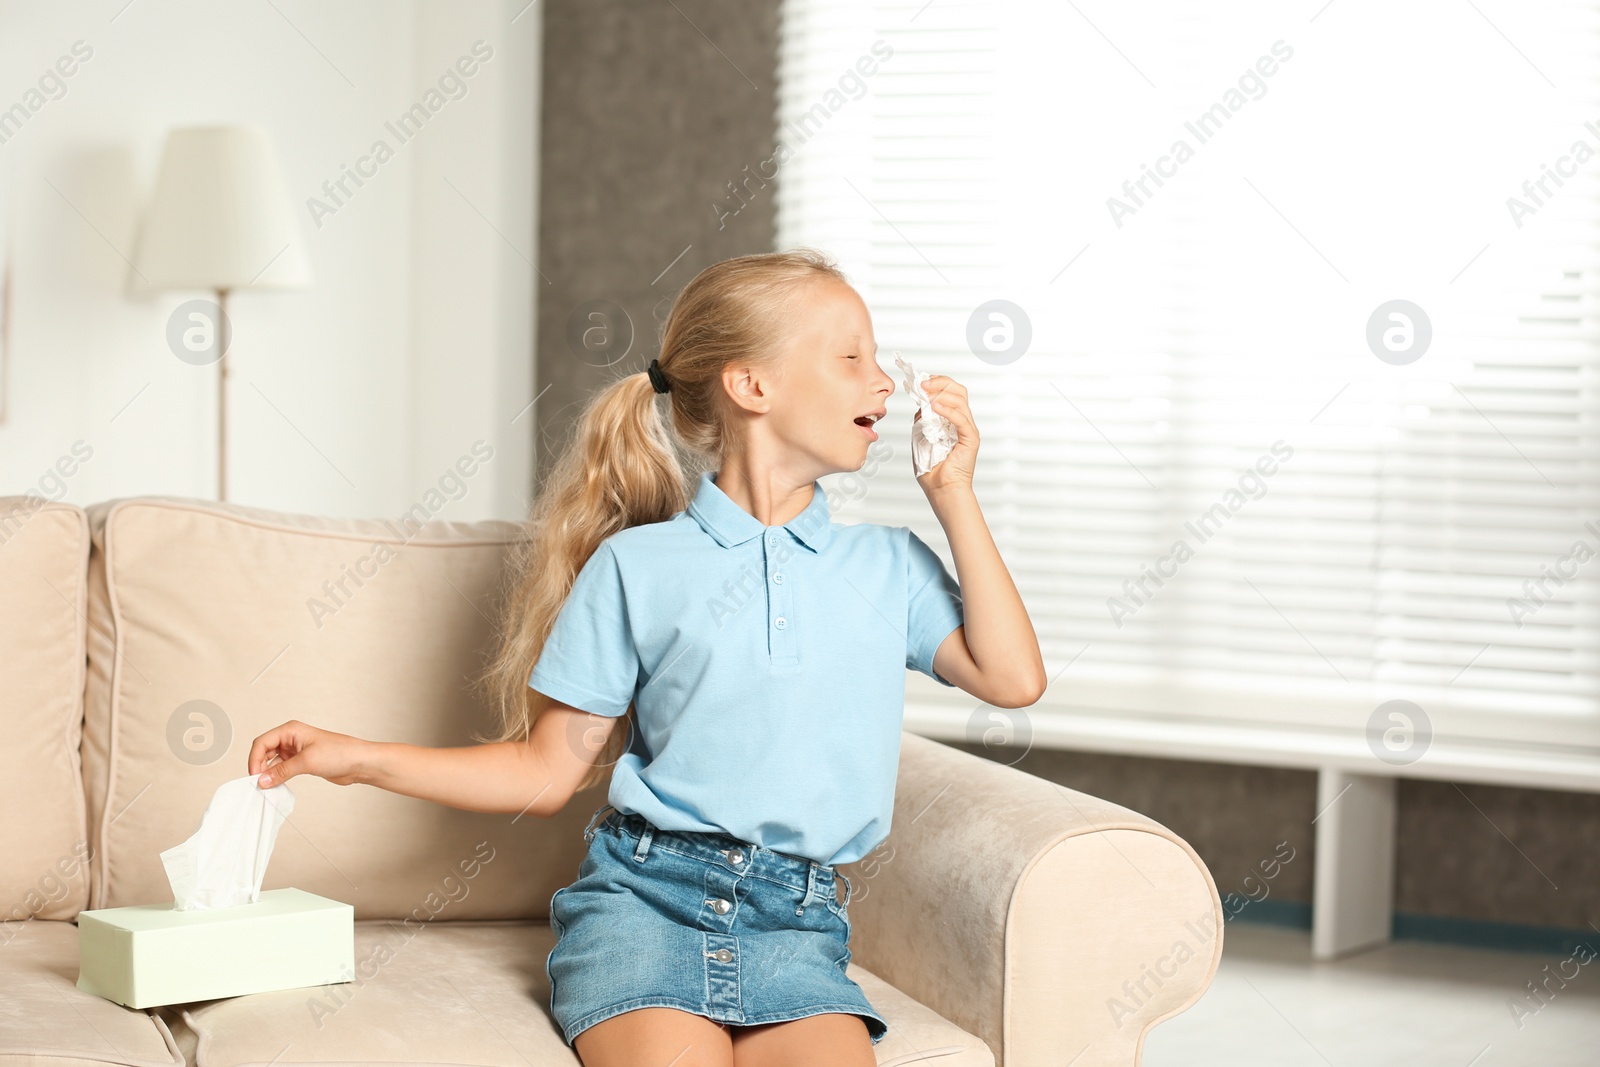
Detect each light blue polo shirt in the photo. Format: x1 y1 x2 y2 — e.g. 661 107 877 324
527 468 964 866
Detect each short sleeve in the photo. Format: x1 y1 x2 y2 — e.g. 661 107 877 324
905 527 964 687
527 541 638 715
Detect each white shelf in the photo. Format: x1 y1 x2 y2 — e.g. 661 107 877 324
904 702 1600 794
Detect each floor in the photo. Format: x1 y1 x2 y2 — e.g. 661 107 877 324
1141 923 1600 1066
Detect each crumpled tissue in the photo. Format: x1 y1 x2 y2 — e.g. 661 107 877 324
894 351 958 476
159 774 296 911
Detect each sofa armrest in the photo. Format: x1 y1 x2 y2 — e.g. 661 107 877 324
839 732 1224 1067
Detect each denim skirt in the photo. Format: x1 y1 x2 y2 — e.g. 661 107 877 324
545 803 888 1048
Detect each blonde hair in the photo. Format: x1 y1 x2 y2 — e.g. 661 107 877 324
472 248 851 794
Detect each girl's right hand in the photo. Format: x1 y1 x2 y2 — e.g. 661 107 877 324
249 720 371 788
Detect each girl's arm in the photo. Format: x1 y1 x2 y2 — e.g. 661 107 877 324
916 375 1048 708
248 694 622 816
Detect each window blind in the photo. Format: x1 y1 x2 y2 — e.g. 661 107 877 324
778 0 1600 752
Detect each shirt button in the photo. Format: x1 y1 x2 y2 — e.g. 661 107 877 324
715 948 734 963
768 535 778 547
709 897 732 914
774 616 787 629
773 572 784 584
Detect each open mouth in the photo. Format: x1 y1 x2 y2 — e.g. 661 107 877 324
854 411 884 442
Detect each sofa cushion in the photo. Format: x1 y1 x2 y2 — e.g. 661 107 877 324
81 496 601 918
156 920 994 1066
0 499 92 922
0 918 183 1067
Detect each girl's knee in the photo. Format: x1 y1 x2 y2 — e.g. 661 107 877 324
574 1007 734 1067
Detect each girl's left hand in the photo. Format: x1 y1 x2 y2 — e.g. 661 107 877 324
914 374 978 495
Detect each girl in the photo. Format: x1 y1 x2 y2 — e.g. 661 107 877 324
248 248 1045 1067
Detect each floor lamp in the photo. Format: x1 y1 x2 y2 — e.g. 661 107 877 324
133 126 312 502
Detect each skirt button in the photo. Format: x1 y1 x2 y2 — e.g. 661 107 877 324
709 898 732 914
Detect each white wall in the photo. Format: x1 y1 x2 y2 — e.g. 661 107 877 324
0 0 538 522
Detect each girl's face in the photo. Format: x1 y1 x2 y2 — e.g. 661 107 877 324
762 278 896 476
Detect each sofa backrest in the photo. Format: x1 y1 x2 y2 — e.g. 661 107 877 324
80 495 602 921
0 498 93 924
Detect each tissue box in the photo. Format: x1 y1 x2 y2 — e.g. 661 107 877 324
77 888 354 1009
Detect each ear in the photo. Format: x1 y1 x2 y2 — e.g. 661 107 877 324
722 362 775 415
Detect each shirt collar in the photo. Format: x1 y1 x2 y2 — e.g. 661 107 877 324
687 469 834 553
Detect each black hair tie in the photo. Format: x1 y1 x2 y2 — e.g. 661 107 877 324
646 357 671 395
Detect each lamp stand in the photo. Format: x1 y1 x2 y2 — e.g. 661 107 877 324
217 286 230 502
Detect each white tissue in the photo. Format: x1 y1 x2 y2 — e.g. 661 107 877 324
159 774 296 911
894 352 958 476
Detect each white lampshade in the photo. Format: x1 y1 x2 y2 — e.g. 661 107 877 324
134 125 312 291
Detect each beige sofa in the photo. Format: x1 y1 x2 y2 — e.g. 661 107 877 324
0 493 1224 1067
